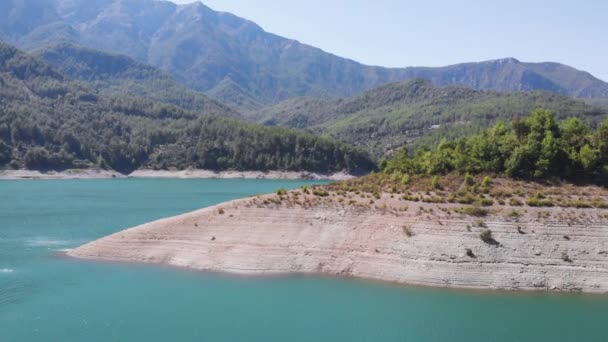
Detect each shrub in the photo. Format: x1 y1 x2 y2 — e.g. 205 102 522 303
456 193 476 204
479 198 494 206
313 189 330 197
431 175 441 190
276 188 287 196
567 200 593 208
592 200 608 209
465 248 476 258
526 198 554 207
509 198 524 206
464 173 475 186
457 206 489 217
480 229 498 245
218 208 225 215
508 210 521 218
481 176 492 188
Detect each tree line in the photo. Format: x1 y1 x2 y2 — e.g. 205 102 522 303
382 109 608 183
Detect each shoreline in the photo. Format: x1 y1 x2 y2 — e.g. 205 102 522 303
61 250 608 298
128 169 356 180
0 169 126 180
68 191 608 294
0 169 357 181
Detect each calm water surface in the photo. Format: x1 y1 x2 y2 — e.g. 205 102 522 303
1 179 607 342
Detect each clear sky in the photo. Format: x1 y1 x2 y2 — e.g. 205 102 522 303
170 0 608 81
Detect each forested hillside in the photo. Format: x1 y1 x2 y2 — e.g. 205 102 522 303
0 42 375 174
33 43 238 116
257 79 607 158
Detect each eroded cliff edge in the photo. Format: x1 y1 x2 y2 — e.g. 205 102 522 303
68 191 608 294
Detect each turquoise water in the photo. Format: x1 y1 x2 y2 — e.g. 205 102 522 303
1 179 607 342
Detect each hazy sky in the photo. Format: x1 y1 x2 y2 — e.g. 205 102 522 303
170 0 608 81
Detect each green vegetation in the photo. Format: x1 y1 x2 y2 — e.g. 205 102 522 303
0 42 375 174
456 207 489 217
383 109 608 183
480 229 497 245
35 43 238 116
258 79 606 158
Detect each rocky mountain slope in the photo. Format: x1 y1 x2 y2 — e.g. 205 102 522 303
2 0 607 111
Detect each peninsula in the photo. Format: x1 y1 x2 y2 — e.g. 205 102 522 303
68 175 608 293
69 110 608 293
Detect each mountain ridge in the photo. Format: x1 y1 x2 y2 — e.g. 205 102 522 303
255 78 607 158
1 0 607 111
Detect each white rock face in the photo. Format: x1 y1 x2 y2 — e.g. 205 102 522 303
69 196 608 293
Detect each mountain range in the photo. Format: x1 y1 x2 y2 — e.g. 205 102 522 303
2 0 608 111
1 0 607 173
254 79 606 157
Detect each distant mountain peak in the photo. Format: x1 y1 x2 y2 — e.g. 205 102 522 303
494 57 520 64
1 0 607 112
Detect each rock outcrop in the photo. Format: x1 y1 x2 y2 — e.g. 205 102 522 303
69 194 608 293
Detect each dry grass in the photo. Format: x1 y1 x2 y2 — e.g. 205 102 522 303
325 173 608 209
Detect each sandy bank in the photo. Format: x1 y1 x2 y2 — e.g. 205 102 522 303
0 169 125 180
128 169 356 180
69 191 608 293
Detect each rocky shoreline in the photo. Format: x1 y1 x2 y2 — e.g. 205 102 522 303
128 169 356 180
0 169 356 181
68 191 608 294
0 169 125 180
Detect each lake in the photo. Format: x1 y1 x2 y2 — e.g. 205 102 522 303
1 179 607 341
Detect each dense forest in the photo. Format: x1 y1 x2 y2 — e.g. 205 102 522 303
382 109 608 183
0 42 375 174
256 79 607 158
34 43 239 117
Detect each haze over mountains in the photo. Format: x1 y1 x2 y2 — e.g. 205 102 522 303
2 0 608 112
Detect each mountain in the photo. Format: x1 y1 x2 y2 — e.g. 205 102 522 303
256 79 607 158
2 0 607 111
400 58 608 99
32 42 238 116
0 41 375 173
